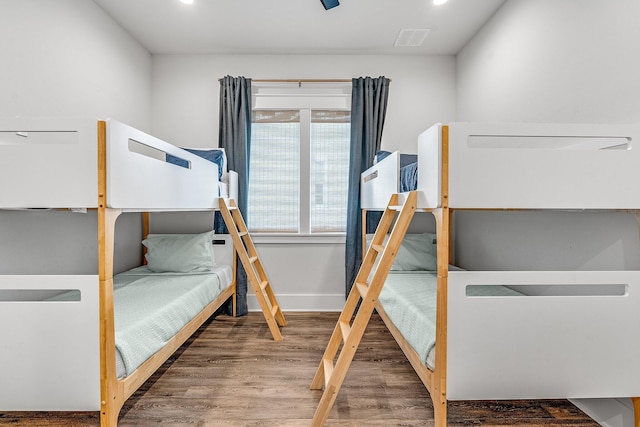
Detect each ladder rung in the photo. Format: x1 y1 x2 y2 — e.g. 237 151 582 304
371 244 385 253
339 321 351 342
323 358 334 388
310 192 417 423
220 198 286 342
355 282 369 298
270 304 280 317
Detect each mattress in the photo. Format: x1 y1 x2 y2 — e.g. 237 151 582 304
114 265 233 379
378 270 521 370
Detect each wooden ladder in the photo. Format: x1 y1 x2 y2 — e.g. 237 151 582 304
310 191 417 426
218 198 287 341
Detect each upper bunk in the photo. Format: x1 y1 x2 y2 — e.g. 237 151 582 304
361 122 640 211
0 118 237 211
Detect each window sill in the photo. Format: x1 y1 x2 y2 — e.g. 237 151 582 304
250 233 346 244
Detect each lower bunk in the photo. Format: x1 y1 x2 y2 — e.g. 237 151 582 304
101 262 235 426
374 253 640 426
98 220 237 427
0 232 236 427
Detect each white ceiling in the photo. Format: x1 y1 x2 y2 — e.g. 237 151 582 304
93 0 506 55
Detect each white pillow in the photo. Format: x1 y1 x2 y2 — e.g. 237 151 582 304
142 230 215 273
390 232 438 271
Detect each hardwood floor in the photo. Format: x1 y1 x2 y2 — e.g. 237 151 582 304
1 312 599 426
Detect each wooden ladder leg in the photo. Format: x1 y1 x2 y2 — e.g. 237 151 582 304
311 284 376 426
98 210 125 427
247 256 284 341
432 391 447 427
237 221 286 328
431 208 450 427
310 273 370 390
218 198 286 341
310 193 407 390
632 397 640 427
310 192 417 426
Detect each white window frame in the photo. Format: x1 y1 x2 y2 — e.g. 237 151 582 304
250 82 351 244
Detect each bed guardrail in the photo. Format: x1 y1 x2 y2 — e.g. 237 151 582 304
418 123 443 209
0 117 97 209
105 120 221 211
447 122 640 209
446 269 640 400
360 151 400 210
0 275 100 410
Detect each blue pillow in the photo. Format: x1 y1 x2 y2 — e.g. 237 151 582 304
167 148 225 180
375 150 392 163
375 150 418 168
400 153 418 168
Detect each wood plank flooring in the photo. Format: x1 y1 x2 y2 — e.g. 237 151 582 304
1 312 599 426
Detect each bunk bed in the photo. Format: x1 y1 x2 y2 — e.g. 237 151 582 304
0 118 253 426
312 122 640 426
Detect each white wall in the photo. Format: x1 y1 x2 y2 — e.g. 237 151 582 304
457 0 640 124
151 54 456 310
456 1 640 424
0 0 152 274
455 0 640 271
0 0 151 127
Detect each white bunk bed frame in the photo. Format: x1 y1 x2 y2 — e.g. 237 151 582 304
357 122 640 425
0 118 239 426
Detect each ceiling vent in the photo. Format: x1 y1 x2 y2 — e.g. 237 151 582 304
394 29 430 47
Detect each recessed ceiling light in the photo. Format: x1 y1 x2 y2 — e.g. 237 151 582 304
433 0 448 5
179 0 194 4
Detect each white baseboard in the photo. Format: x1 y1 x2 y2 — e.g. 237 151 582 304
570 398 634 427
247 293 345 312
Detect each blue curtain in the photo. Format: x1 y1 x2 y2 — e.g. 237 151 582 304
217 75 252 316
345 76 390 297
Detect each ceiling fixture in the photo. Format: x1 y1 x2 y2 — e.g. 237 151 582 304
394 29 430 47
179 0 194 4
433 0 448 5
320 0 340 10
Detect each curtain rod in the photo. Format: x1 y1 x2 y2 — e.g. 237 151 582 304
219 78 391 84
252 79 351 83
251 78 391 83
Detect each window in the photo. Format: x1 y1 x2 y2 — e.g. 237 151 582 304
248 83 351 235
249 110 301 233
309 110 351 232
